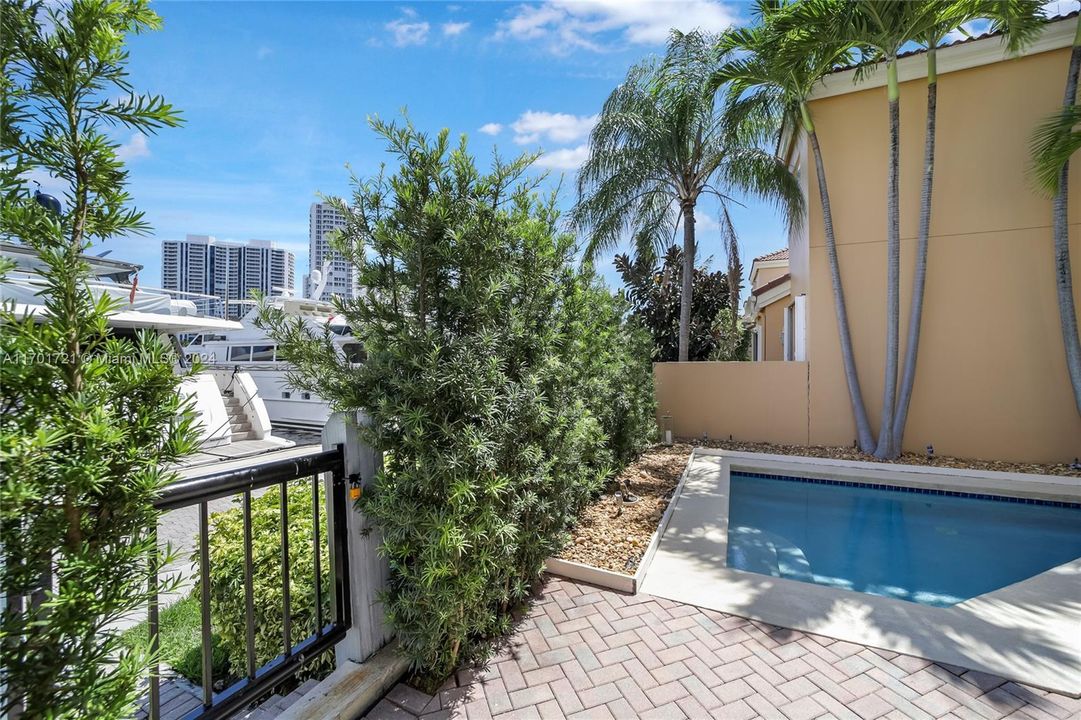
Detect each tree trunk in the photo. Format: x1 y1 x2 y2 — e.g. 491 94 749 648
1056 40 1081 417
679 201 695 362
893 51 937 452
876 61 901 460
803 103 875 453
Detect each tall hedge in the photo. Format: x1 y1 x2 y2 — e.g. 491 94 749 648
259 118 655 681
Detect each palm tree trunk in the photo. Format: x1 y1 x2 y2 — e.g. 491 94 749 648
1055 36 1081 416
876 60 901 460
892 49 937 451
679 201 695 362
802 102 875 452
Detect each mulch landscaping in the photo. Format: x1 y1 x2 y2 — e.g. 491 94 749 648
557 443 692 575
558 438 1080 576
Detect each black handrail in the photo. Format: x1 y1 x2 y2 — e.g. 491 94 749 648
155 447 344 510
147 445 351 720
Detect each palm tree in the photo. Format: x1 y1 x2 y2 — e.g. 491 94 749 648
571 30 803 362
725 1 1041 457
715 1 878 452
1031 15 1081 417
814 0 955 459
891 0 1047 451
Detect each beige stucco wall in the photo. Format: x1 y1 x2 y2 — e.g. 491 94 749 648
753 265 788 289
654 362 809 445
758 297 788 362
804 44 1081 462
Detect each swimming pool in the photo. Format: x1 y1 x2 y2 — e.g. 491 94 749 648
726 471 1081 607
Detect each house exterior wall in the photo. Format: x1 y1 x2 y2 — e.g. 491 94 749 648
656 34 1081 464
654 362 809 445
803 42 1081 462
788 149 811 297
753 265 788 288
758 297 788 362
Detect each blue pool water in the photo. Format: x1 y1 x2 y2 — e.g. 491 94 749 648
726 472 1081 607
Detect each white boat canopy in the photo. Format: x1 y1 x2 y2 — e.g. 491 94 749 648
10 303 243 333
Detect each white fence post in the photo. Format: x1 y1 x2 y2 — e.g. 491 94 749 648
322 411 393 665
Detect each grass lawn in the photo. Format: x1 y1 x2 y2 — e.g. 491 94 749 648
121 596 231 686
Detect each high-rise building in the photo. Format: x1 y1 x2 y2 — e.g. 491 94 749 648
305 202 356 301
161 234 295 319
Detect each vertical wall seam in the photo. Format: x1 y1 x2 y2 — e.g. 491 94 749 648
806 361 811 446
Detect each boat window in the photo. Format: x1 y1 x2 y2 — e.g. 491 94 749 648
229 346 251 362
301 392 311 400
251 345 275 361
282 391 291 399
341 343 366 363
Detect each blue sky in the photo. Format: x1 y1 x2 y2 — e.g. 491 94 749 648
96 0 794 293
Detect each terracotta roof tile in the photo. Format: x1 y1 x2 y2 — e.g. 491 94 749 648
753 248 789 263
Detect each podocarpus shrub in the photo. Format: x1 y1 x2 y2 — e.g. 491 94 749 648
258 117 655 683
200 483 331 678
559 274 657 468
0 2 189 717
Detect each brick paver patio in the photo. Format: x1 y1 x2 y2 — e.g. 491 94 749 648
364 576 1080 720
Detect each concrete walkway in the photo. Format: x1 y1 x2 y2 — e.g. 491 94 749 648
363 576 1079 720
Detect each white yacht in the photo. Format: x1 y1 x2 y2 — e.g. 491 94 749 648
0 241 292 456
183 267 363 431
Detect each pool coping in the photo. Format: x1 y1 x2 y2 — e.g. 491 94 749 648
638 450 1081 697
696 448 1081 503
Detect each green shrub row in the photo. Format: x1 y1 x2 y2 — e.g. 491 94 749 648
200 483 331 680
258 118 656 682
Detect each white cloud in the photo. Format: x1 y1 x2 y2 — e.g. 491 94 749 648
534 144 588 171
442 21 470 36
1041 1 1074 18
479 122 503 135
511 111 597 145
386 18 430 46
943 19 992 44
495 0 740 53
116 133 150 161
499 4 566 41
256 45 273 60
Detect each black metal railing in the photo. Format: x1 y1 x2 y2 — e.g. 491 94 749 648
146 446 351 720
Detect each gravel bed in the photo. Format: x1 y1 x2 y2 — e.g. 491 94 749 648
559 439 1079 577
558 443 692 576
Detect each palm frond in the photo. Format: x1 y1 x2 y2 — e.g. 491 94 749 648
571 25 802 266
1030 103 1081 196
717 146 805 232
947 1 1046 52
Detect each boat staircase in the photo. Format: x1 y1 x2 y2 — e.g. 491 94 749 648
222 391 256 442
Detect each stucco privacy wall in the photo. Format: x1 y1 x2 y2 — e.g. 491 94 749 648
654 362 809 445
802 42 1081 462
